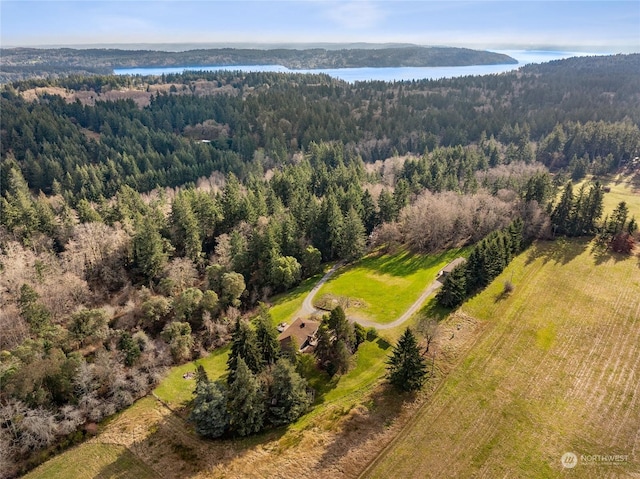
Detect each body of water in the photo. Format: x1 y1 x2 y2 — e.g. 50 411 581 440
113 50 607 82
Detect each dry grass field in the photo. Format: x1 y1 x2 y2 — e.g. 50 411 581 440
362 238 640 478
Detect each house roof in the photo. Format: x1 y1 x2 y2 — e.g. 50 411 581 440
277 317 320 348
440 257 466 274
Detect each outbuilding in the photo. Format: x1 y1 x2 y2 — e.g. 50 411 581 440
438 257 466 278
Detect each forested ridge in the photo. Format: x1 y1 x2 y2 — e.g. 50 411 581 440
0 54 639 477
0 46 516 83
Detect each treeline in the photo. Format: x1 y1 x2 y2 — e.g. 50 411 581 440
551 181 637 252
436 219 525 308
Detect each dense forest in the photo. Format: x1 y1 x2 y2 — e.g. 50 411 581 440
0 54 639 477
0 46 516 83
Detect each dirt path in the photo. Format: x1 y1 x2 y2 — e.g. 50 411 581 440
298 262 443 330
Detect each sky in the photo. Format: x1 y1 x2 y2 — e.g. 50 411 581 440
1 1 639 52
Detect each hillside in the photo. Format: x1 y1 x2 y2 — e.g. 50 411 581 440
0 46 516 82
363 238 640 478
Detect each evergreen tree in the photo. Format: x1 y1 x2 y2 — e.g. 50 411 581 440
339 207 366 261
313 322 333 370
301 245 322 277
118 331 141 366
608 201 629 235
551 181 574 236
267 359 311 426
170 192 202 263
190 378 229 438
584 182 604 234
361 188 379 234
17 283 52 336
133 214 168 283
325 194 344 260
255 306 281 366
387 328 428 392
331 340 352 376
227 319 263 382
378 189 395 223
327 306 354 349
227 358 265 437
436 264 468 308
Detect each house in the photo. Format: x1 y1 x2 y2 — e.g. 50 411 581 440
438 257 466 278
277 317 320 353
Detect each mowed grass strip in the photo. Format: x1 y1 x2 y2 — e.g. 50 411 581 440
24 443 156 479
363 238 640 479
315 249 465 324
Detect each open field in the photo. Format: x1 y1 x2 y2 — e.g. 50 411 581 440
363 238 640 478
314 249 465 323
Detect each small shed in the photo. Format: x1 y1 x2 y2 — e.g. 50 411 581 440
278 317 320 353
438 257 466 278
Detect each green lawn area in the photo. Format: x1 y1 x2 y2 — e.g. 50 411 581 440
314 248 466 324
24 443 156 479
364 238 640 478
153 346 230 406
268 273 322 326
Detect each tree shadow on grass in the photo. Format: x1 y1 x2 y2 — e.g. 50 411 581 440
94 446 156 479
416 297 450 323
524 238 589 266
99 400 289 479
591 242 636 266
494 289 512 303
359 249 458 278
315 383 415 474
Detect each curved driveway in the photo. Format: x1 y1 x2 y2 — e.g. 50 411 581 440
297 262 443 330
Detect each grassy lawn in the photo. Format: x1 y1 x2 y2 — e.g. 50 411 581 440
24 443 156 479
268 273 322 326
363 238 640 478
314 248 465 324
153 346 230 406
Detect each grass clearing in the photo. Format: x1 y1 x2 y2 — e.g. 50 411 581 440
315 248 465 324
269 271 326 326
363 238 640 478
24 443 156 479
153 346 230 406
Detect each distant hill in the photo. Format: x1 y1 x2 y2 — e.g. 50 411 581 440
0 46 517 82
